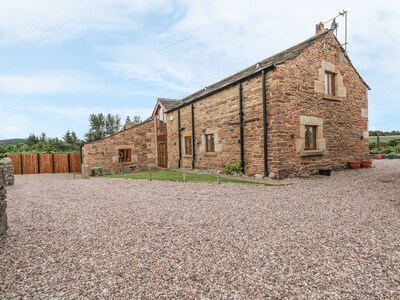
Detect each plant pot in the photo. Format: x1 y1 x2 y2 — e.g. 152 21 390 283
348 160 361 169
361 160 372 168
375 154 382 160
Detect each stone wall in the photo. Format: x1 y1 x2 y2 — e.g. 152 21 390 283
0 158 14 235
82 119 157 174
266 31 369 178
0 158 15 186
166 31 369 178
0 185 6 234
167 75 265 175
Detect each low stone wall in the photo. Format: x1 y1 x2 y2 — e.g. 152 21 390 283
0 185 6 234
0 158 14 235
0 158 15 186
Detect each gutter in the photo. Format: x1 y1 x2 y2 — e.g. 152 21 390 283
238 83 245 174
262 70 268 177
191 103 196 169
178 110 182 168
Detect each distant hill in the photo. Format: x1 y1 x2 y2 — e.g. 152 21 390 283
0 139 26 146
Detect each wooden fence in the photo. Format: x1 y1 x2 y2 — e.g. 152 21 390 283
6 153 81 175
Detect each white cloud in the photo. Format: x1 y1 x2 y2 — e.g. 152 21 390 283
0 0 172 45
0 71 96 95
0 103 30 139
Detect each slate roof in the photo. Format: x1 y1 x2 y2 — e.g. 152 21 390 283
167 29 368 112
158 98 182 110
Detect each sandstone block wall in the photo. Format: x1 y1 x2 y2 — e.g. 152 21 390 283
266 32 369 178
82 120 156 174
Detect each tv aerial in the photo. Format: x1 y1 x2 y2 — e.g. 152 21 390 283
324 10 348 52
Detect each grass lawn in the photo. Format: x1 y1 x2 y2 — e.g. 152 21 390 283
105 169 255 184
369 135 400 144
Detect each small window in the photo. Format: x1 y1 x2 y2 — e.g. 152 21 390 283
205 134 215 152
324 71 336 95
184 136 192 155
119 149 131 162
304 126 317 150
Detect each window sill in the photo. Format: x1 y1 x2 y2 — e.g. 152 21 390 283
183 155 192 158
322 94 341 101
300 150 324 157
204 152 217 156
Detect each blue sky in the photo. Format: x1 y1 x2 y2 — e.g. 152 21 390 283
0 0 399 140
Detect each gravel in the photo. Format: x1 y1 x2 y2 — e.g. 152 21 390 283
1 160 399 299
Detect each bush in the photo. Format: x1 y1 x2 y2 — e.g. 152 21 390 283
369 141 377 150
387 153 396 159
378 142 387 149
383 147 395 154
225 162 243 175
387 138 400 147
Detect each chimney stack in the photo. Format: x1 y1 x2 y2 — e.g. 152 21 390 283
315 22 325 35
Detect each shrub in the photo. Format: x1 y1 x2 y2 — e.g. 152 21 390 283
369 142 377 150
378 142 387 150
225 162 243 175
387 138 400 147
383 147 395 154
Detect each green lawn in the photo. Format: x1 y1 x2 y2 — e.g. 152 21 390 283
105 169 255 184
369 135 400 144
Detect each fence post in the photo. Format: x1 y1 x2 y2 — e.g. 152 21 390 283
37 154 41 174
20 154 23 175
52 154 55 173
67 153 71 173
217 175 221 184
183 172 186 182
149 172 152 181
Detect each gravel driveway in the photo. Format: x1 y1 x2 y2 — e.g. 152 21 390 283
1 160 399 299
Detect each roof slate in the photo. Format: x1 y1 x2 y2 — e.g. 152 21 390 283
158 98 182 111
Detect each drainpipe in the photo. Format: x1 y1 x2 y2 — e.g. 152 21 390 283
262 70 268 177
239 83 245 174
191 103 196 169
178 110 182 168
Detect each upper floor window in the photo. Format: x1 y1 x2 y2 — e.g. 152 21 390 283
184 136 192 155
304 126 317 150
119 149 131 162
324 71 336 96
205 134 215 152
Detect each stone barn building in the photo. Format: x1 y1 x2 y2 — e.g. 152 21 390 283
83 25 369 178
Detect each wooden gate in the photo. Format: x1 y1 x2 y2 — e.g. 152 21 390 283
6 153 81 175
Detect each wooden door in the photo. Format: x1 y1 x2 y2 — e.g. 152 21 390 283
157 141 167 168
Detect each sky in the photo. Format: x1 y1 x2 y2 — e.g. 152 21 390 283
0 0 399 140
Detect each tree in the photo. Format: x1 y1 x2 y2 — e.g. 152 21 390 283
63 130 81 145
40 132 47 142
26 133 39 146
132 115 142 124
85 113 121 142
105 114 121 135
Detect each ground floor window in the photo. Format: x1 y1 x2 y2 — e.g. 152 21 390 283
119 149 131 162
184 136 192 155
304 125 317 150
205 134 215 152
